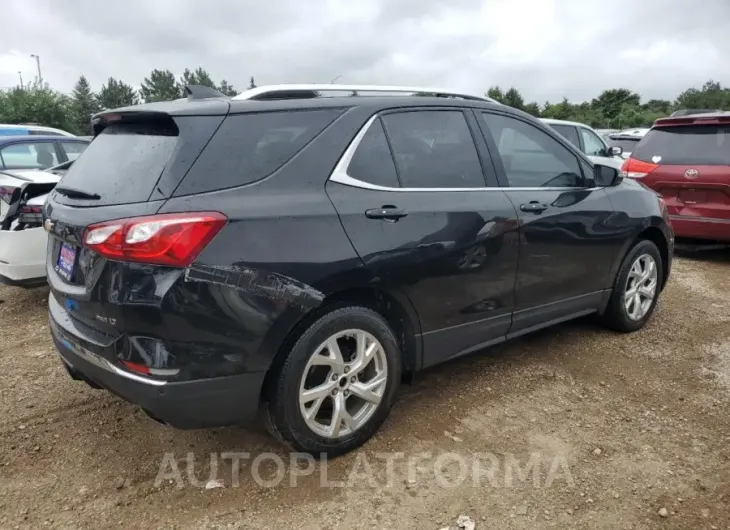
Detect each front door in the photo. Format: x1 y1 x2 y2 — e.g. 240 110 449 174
476 111 621 334
327 109 520 367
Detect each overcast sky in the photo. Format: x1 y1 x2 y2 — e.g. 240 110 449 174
1 0 729 103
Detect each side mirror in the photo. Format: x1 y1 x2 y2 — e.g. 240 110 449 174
594 164 622 187
609 146 623 156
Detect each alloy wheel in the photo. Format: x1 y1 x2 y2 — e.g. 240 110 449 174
298 329 388 438
624 254 658 321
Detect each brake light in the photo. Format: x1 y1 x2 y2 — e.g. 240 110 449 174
83 212 227 267
621 158 658 179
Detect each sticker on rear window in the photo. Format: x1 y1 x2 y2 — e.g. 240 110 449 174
652 156 662 163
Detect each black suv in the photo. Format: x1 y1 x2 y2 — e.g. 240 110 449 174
45 85 673 455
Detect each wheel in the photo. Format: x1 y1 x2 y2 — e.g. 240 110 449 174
602 239 663 332
263 306 401 456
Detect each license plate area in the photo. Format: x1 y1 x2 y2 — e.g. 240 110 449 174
678 189 708 204
56 242 77 281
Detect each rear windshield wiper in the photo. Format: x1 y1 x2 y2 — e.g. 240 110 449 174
54 187 101 200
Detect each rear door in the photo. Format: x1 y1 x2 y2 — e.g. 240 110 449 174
630 123 730 224
578 126 623 169
476 111 620 334
327 108 520 367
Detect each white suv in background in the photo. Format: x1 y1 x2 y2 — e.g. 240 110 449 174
541 118 625 169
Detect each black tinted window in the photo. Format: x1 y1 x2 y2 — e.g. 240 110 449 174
347 119 399 187
57 122 177 205
606 137 641 152
178 109 341 195
481 113 583 188
549 124 580 148
382 111 485 188
632 125 730 165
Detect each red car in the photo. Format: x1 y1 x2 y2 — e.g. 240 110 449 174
621 113 730 243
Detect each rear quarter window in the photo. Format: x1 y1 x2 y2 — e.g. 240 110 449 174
632 125 730 165
175 109 342 195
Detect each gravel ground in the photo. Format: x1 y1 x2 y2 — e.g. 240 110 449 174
1 250 729 529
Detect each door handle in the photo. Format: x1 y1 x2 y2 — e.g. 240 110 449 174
520 201 548 213
365 206 409 221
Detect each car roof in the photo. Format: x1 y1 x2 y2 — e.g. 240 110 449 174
609 128 649 138
654 111 730 128
0 135 88 143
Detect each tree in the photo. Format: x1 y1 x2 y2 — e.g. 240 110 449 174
70 75 100 135
486 86 505 103
97 77 138 109
218 80 238 97
642 99 672 115
591 89 641 122
503 87 525 110
179 67 217 96
523 102 541 117
0 82 73 132
248 76 257 89
140 69 179 103
675 80 730 110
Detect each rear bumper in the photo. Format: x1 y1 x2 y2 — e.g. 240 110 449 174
0 227 48 286
50 316 266 429
669 215 730 242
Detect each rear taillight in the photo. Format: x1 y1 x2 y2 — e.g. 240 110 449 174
83 212 227 267
18 205 43 226
621 158 658 179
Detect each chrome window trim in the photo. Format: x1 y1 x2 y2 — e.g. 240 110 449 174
328 114 596 193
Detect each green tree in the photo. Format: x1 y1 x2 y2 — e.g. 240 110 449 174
675 80 730 110
591 89 641 123
642 99 672 115
248 76 257 89
97 77 138 109
140 69 179 103
218 79 238 97
523 102 541 117
70 75 100 135
503 87 525 110
0 82 73 132
486 86 505 103
179 67 217 96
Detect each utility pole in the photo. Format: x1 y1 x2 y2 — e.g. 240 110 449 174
30 54 42 84
18 71 23 89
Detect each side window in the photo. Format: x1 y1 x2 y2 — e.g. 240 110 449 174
381 110 485 188
347 119 399 187
61 141 89 162
481 113 584 188
0 141 59 169
579 128 607 156
549 124 581 149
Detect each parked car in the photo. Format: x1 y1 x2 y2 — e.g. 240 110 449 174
45 84 673 455
0 135 89 171
621 112 730 243
605 129 649 160
0 160 75 286
0 123 76 137
541 119 625 169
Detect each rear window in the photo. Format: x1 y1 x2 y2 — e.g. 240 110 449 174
56 121 177 205
175 109 342 195
607 137 641 152
632 125 730 165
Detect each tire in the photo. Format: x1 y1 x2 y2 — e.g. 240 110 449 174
263 306 402 456
602 239 663 333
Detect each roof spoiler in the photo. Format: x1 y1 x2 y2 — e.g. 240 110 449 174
184 85 227 100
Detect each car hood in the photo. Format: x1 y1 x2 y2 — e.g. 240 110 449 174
0 168 61 184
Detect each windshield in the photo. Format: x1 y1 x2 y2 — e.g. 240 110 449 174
631 125 730 165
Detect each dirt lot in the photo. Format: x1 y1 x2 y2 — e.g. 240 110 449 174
1 251 729 529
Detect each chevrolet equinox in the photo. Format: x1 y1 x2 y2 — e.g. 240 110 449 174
45 84 673 455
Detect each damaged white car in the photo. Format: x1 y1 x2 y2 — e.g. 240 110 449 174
0 161 72 287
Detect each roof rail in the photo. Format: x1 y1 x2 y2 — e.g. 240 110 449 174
184 84 227 100
232 84 496 103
